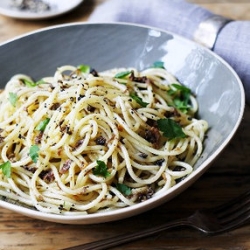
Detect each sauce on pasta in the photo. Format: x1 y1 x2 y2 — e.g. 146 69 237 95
0 64 208 215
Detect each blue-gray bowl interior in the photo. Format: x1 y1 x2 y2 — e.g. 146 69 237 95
0 23 243 169
0 23 244 215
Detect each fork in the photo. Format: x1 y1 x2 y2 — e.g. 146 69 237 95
62 190 250 250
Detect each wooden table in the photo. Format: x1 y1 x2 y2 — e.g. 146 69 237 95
0 1 250 249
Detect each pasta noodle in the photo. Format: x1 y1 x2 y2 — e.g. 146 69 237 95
0 64 208 215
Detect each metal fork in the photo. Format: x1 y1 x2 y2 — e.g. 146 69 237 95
62 190 250 250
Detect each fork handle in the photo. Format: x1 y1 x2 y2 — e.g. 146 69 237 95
62 219 190 250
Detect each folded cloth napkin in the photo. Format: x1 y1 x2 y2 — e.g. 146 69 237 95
89 0 250 104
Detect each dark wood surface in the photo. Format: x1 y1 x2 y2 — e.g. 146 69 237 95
0 1 250 249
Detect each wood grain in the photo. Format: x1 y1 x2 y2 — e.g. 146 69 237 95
0 1 249 249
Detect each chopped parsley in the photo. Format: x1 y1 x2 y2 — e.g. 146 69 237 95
152 61 165 69
22 78 45 87
130 92 149 107
78 64 91 73
157 118 186 140
0 161 11 178
35 118 50 132
116 183 132 196
35 79 46 85
168 84 191 113
9 92 18 107
114 70 131 79
92 160 110 178
29 145 40 163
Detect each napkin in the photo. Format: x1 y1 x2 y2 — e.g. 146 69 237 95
89 0 250 104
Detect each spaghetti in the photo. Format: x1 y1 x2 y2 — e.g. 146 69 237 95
0 64 208 214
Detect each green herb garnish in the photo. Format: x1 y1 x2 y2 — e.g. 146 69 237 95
35 118 50 132
130 92 149 107
157 118 186 140
116 183 132 196
22 78 44 87
78 64 91 73
0 161 11 178
114 70 131 79
29 145 40 163
9 92 18 107
168 84 191 113
92 160 110 178
35 79 46 85
152 61 165 69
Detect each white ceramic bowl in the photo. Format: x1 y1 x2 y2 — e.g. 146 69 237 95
0 23 245 224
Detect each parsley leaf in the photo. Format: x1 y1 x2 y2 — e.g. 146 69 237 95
35 79 46 85
168 84 191 113
78 64 91 73
92 160 110 178
157 118 186 140
114 70 131 79
35 118 50 132
0 161 11 178
29 145 40 163
152 61 165 69
9 92 18 107
22 78 44 87
130 92 149 107
116 183 132 196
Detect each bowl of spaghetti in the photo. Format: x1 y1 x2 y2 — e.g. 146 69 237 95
0 23 245 224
